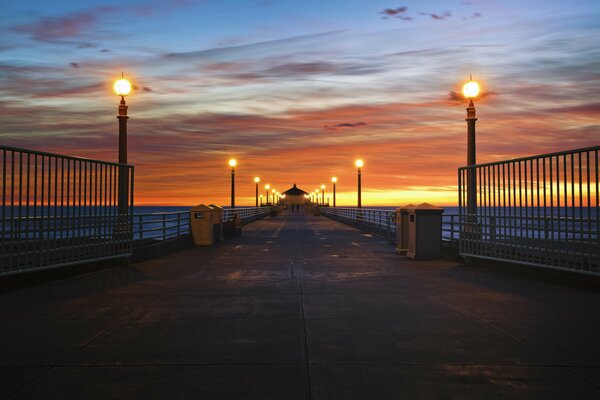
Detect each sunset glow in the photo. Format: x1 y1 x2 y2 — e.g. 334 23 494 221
1 1 599 207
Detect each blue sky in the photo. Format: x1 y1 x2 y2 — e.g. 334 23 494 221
1 0 599 205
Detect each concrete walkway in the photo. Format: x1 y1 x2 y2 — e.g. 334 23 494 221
1 211 599 399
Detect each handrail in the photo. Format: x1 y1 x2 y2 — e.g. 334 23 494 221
318 207 460 244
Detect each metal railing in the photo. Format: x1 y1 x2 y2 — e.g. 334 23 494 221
133 211 189 247
131 207 271 247
319 207 459 244
223 206 271 225
458 146 599 275
1 145 134 276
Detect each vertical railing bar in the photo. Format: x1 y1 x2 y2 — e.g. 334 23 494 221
492 162 496 254
577 152 583 269
480 165 494 255
65 158 71 262
129 166 134 256
84 161 89 253
8 151 15 270
499 163 504 256
507 161 512 252
25 153 31 268
18 152 23 267
41 154 48 267
458 168 462 251
518 160 523 260
497 163 502 256
52 157 58 250
594 150 600 272
523 159 528 260
108 164 114 251
584 151 590 270
570 153 575 267
77 160 83 259
103 163 108 256
549 156 554 258
59 158 65 261
94 162 99 258
564 154 569 267
543 156 548 256
1 150 6 271
556 155 563 267
71 159 77 262
535 158 541 262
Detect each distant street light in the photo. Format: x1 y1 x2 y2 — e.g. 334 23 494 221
259 194 264 206
463 75 480 217
321 184 325 205
229 159 237 208
272 189 276 205
355 159 363 208
331 177 337 207
254 177 260 207
114 74 131 214
265 184 270 205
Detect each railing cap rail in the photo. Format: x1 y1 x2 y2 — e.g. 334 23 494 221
458 145 599 170
0 144 134 168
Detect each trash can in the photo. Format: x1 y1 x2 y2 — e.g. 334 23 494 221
209 204 223 242
405 203 443 260
189 204 215 245
223 212 241 239
395 204 415 255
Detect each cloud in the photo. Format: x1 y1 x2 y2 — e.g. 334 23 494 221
381 7 408 16
13 12 101 42
423 11 452 20
163 31 344 61
69 62 80 68
380 6 412 21
323 122 368 131
263 62 338 76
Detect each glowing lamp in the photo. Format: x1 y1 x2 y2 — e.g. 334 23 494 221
229 159 237 167
254 177 260 183
114 78 131 97
265 184 270 190
332 177 337 183
321 184 325 190
463 79 479 99
355 159 364 168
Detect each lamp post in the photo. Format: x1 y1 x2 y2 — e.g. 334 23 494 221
265 184 270 205
229 159 237 208
254 177 260 207
259 194 264 206
114 75 131 215
331 177 337 207
272 189 276 205
355 159 363 208
315 189 320 205
321 184 325 205
463 76 480 217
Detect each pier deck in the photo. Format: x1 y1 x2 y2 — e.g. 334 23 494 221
1 211 599 399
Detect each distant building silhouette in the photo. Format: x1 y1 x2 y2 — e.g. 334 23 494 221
281 184 309 206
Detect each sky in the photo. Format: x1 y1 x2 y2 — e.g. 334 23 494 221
0 0 599 206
